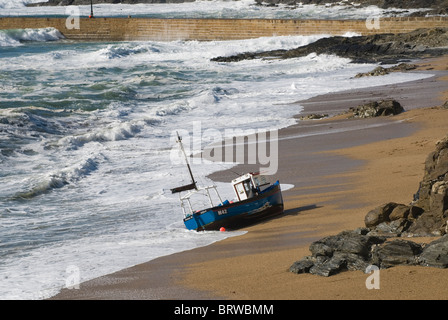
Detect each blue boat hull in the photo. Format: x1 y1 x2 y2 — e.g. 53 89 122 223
183 181 284 231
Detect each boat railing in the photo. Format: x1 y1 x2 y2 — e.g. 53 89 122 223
178 184 224 217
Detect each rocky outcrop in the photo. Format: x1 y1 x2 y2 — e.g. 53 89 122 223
418 235 448 268
255 0 448 13
212 28 448 64
361 134 448 237
443 101 448 109
291 133 448 276
351 134 448 237
290 230 448 276
290 229 386 276
299 113 328 120
354 63 417 78
348 99 404 118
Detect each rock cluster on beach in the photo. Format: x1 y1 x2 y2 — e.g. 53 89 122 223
348 99 404 118
354 63 417 78
290 230 448 276
301 99 404 121
290 133 448 277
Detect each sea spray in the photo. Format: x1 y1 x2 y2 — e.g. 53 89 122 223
0 28 64 47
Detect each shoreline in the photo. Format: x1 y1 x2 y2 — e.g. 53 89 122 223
50 55 448 300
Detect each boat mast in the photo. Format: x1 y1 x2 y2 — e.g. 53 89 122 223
176 131 197 191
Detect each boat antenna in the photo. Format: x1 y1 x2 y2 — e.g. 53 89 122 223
171 131 197 194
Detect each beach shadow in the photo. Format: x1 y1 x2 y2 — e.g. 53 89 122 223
244 204 321 228
283 204 321 217
227 204 321 231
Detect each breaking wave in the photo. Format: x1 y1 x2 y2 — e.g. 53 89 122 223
52 121 143 150
0 27 64 47
11 155 102 200
97 44 158 60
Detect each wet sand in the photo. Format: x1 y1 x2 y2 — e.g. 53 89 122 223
51 56 448 300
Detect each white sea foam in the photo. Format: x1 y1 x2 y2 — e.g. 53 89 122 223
0 27 64 47
0 0 44 9
12 154 103 199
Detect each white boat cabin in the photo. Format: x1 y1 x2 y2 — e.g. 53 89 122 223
231 172 270 201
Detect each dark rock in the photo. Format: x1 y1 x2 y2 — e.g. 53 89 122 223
408 205 425 220
290 230 386 277
349 100 405 118
299 113 328 120
289 256 315 274
355 66 389 78
389 204 411 221
364 202 399 228
372 239 422 268
309 255 347 277
310 230 386 258
290 231 448 277
418 234 448 268
355 63 417 78
368 218 412 237
442 101 448 109
290 232 440 277
405 210 447 236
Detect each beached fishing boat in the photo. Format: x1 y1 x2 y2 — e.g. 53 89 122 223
171 132 284 231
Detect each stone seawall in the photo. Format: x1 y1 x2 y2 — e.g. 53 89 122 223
0 16 447 41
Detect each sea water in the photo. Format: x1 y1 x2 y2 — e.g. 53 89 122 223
0 1 434 300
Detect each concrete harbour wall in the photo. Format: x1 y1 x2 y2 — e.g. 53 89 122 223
0 16 447 41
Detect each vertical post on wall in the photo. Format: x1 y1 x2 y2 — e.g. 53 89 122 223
89 0 94 18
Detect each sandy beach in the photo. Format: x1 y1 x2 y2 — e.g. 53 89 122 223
51 55 448 301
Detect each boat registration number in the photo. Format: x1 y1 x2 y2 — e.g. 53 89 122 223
217 209 228 216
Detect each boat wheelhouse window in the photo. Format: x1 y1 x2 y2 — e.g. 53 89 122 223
233 178 255 201
236 183 245 195
252 175 269 190
243 180 251 192
231 173 268 202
